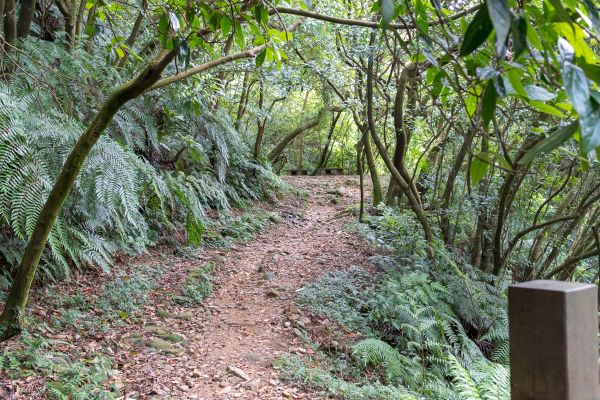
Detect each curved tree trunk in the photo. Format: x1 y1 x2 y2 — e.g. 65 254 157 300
365 34 432 250
266 108 326 162
0 49 177 342
385 62 419 205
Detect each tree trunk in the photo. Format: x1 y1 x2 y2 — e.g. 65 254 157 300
253 79 266 159
385 62 418 205
75 0 87 37
3 0 16 48
357 141 365 222
295 92 310 171
440 122 477 244
0 0 5 34
0 49 177 342
117 0 147 67
266 109 325 162
16 0 35 38
311 111 340 175
235 72 252 130
365 36 432 249
362 127 382 205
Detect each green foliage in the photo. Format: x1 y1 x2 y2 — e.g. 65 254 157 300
0 39 286 283
276 355 418 400
52 264 165 334
172 262 215 305
284 209 510 399
0 333 117 399
205 210 281 247
297 267 373 334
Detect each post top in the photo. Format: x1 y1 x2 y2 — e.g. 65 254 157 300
510 279 596 293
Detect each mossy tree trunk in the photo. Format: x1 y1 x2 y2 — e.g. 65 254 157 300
0 49 177 342
362 128 383 206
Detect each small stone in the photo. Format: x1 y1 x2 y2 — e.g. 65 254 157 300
244 379 260 391
286 305 301 314
218 385 232 394
292 328 303 337
266 289 280 298
190 370 203 378
180 384 190 391
227 366 251 381
263 271 277 280
283 321 291 328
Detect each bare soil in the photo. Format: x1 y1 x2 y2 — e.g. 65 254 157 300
2 176 377 399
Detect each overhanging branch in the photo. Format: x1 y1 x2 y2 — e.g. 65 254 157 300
273 5 480 30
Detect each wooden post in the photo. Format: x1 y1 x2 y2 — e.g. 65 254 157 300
508 280 599 400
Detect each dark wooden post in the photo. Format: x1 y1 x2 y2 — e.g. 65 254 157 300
509 280 599 400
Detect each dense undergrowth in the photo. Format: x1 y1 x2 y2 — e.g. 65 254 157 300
0 39 286 288
279 207 511 399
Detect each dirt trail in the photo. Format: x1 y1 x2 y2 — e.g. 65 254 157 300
121 176 375 399
3 176 376 399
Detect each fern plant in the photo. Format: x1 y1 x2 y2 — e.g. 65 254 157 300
0 38 286 283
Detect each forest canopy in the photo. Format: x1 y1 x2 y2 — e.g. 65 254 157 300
0 0 600 397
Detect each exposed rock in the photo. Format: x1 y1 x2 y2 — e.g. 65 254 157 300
227 366 251 381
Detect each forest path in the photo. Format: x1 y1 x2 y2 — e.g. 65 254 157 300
120 176 376 399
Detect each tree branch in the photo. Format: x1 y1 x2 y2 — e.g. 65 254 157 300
273 5 480 30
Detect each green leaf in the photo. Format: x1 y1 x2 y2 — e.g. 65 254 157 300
254 5 268 25
518 120 579 164
470 153 490 186
115 46 125 58
220 16 232 36
581 112 600 153
459 4 493 57
524 85 555 101
380 0 395 28
511 15 527 58
583 0 600 36
481 80 497 127
527 100 564 117
563 61 590 116
255 48 267 67
168 12 180 32
431 72 443 98
505 69 527 97
185 213 204 246
301 0 312 10
233 22 244 48
548 0 572 22
579 60 600 86
487 0 511 58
